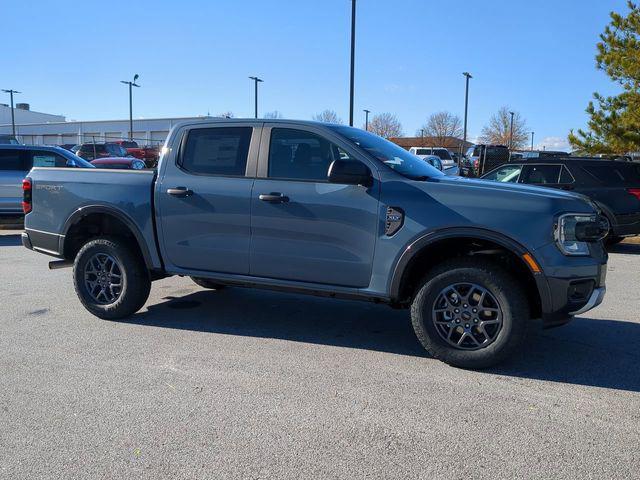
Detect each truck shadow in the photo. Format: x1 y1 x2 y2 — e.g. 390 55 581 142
127 288 640 393
608 241 640 255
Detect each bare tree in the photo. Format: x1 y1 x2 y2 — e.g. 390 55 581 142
368 113 403 138
313 109 343 124
264 110 284 119
417 111 463 145
216 111 234 118
479 107 529 148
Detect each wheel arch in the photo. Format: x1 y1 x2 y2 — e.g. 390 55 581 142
389 227 547 318
61 205 154 270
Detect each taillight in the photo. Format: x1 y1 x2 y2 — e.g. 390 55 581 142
628 188 640 201
22 177 32 214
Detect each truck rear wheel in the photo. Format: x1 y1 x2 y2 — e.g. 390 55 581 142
410 257 529 369
73 236 151 320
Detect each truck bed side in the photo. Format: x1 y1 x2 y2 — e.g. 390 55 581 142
24 167 162 269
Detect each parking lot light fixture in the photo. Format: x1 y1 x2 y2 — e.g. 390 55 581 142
462 72 472 150
120 74 140 141
249 76 263 119
363 109 370 131
2 89 21 137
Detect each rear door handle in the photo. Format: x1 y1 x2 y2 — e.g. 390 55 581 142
259 193 289 203
167 187 193 197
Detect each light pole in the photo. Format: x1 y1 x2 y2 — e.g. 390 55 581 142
462 72 472 151
2 89 21 137
509 111 515 150
363 109 370 131
349 0 357 126
120 74 140 141
249 76 263 119
531 131 535 151
421 128 425 145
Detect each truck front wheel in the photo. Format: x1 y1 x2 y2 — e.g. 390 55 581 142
73 236 151 320
410 258 529 369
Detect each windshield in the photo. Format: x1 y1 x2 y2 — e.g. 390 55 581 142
330 126 444 180
106 144 128 156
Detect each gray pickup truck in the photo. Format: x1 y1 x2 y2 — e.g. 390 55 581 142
22 119 609 368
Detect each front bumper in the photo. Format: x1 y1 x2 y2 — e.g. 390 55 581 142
534 242 607 328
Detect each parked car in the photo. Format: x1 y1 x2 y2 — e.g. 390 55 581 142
482 157 640 244
76 142 129 161
460 144 510 177
0 134 19 145
22 119 608 369
409 146 457 169
113 140 160 168
91 157 146 170
0 145 93 215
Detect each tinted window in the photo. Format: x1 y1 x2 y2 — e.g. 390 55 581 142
329 125 443 180
520 165 562 184
432 149 452 160
582 163 640 185
415 148 431 155
268 128 340 181
106 144 127 156
121 141 138 148
0 150 25 170
483 164 522 183
486 147 509 159
181 127 252 176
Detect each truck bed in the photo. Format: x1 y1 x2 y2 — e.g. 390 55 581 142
24 167 160 266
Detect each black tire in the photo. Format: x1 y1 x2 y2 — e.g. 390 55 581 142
191 277 226 290
410 257 529 369
73 236 151 320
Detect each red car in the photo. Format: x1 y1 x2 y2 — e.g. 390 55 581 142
114 140 160 167
90 157 146 170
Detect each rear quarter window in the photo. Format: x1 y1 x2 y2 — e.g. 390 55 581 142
582 163 640 185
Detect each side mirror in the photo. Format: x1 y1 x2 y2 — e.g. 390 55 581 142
327 160 372 187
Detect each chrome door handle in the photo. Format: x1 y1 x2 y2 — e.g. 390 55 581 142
259 193 289 203
167 187 193 197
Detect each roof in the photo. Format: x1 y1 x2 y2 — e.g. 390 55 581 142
0 144 66 152
389 136 474 150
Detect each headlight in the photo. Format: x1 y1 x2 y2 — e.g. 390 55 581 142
554 213 609 256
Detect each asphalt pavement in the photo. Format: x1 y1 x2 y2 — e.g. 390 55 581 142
1 230 638 479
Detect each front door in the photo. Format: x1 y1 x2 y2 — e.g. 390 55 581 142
249 125 380 287
157 124 259 274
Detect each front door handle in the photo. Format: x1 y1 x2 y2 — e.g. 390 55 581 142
167 187 193 197
259 193 289 203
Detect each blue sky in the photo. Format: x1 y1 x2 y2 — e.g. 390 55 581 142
3 0 628 148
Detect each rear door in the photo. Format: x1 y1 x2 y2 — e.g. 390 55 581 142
0 149 29 213
578 162 640 217
156 123 260 274
249 124 380 287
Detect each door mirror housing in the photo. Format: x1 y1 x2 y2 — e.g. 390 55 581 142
327 160 372 187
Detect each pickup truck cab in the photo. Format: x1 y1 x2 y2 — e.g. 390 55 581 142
22 120 609 368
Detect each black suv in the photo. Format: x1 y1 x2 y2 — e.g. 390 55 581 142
460 144 510 177
482 158 640 243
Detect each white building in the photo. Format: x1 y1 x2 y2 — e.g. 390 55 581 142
0 104 211 147
0 103 65 125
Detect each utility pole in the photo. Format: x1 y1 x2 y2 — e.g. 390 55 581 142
249 76 263 119
462 72 472 151
363 109 370 131
349 0 357 126
2 89 20 137
421 128 425 146
120 74 140 141
509 111 515 150
531 131 535 151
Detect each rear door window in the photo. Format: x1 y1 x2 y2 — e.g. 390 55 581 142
181 127 252 176
519 164 562 184
31 151 72 167
0 150 27 170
